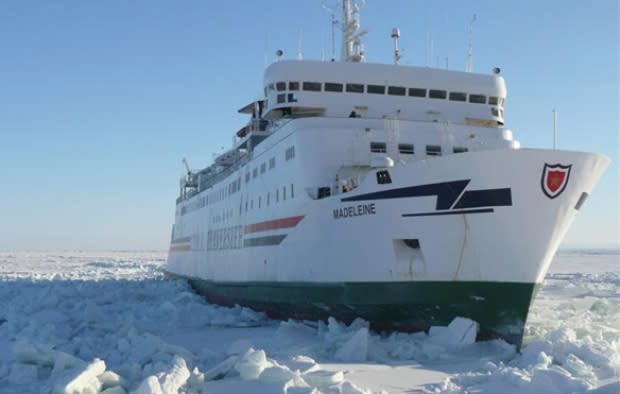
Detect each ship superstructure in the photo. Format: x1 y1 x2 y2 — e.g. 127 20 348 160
167 1 609 346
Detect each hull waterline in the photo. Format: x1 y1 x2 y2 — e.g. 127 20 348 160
166 272 540 347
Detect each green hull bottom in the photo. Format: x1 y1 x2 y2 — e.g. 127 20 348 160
178 275 540 348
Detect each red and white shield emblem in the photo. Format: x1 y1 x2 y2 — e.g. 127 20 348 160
541 163 571 199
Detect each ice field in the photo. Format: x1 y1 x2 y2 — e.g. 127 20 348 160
0 249 618 393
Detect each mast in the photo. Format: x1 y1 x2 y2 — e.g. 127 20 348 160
466 14 476 72
341 0 366 62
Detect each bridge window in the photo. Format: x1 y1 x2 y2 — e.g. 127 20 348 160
469 94 486 104
277 94 285 104
325 82 344 92
429 90 447 99
269 157 275 169
260 163 266 173
303 82 322 91
276 82 286 91
388 86 406 96
488 96 498 105
409 88 426 97
370 142 387 153
376 170 392 184
289 81 299 90
346 83 364 93
453 147 468 154
367 85 386 94
253 168 258 178
318 187 331 199
449 92 467 101
287 93 298 102
426 145 442 156
399 143 414 154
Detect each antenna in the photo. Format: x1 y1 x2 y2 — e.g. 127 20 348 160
182 158 192 177
297 30 303 60
391 27 401 65
424 5 429 66
322 1 339 61
263 30 269 69
552 108 558 149
275 49 283 62
430 37 434 68
466 14 476 72
341 0 367 62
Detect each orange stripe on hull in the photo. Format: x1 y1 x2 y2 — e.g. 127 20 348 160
244 215 304 234
169 244 191 252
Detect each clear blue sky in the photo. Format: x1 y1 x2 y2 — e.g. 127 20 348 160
1 0 618 250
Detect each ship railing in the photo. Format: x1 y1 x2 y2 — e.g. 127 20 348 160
202 155 251 189
177 153 253 203
251 118 270 132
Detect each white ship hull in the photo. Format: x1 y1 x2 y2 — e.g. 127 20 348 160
167 144 608 346
166 4 608 346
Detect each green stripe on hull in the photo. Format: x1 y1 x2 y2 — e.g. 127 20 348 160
178 276 540 348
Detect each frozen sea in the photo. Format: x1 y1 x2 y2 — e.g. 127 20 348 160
0 250 618 394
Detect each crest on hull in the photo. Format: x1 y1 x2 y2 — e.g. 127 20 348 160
541 163 572 199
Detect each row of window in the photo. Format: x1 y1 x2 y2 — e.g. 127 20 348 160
245 146 294 184
210 182 298 222
267 81 504 106
208 177 241 206
211 208 234 224
183 146 297 216
241 183 296 214
370 141 468 156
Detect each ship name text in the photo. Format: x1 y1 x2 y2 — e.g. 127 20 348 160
333 203 376 220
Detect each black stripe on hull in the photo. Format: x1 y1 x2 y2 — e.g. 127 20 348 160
453 189 512 209
341 180 512 212
171 236 192 244
403 208 494 217
169 275 540 349
243 234 287 247
341 180 470 209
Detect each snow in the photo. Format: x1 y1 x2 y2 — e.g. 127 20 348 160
0 249 618 393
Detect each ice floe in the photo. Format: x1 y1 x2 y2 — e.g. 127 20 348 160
0 249 618 393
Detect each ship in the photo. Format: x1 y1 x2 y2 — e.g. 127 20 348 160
166 1 609 347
